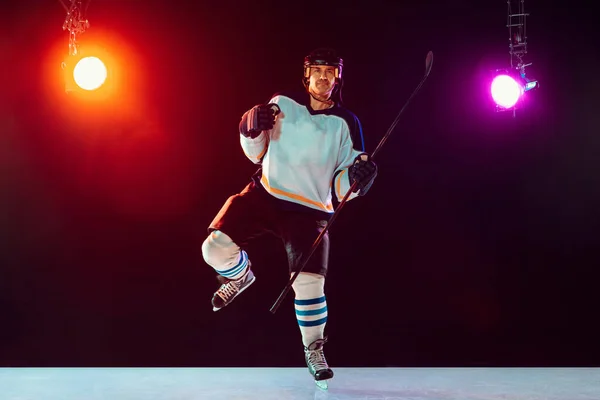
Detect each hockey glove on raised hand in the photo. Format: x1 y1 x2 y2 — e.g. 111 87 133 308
239 103 281 138
348 154 378 196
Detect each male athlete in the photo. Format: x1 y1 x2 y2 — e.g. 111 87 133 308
201 48 378 385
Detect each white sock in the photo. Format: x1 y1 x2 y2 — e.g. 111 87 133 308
292 272 327 347
201 230 249 280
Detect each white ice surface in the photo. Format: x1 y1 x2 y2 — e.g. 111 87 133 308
0 367 598 400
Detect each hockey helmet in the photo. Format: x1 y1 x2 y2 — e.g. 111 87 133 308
303 48 343 80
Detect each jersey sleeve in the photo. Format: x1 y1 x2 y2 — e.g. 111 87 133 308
240 129 269 164
239 95 281 164
332 114 367 202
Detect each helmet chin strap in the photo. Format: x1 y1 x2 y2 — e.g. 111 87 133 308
308 88 334 107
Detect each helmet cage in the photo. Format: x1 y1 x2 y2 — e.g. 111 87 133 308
303 48 343 80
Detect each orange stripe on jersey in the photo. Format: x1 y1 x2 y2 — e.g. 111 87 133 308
335 169 347 200
242 144 267 163
261 175 334 212
256 145 267 161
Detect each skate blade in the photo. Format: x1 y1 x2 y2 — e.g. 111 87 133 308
315 379 329 390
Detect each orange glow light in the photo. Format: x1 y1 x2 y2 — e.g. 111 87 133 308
73 56 107 90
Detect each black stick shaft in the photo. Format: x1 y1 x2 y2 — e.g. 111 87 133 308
269 180 359 314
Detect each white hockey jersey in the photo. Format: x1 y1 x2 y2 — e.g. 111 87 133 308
240 92 367 219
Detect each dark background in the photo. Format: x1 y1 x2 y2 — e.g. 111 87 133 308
1 0 598 367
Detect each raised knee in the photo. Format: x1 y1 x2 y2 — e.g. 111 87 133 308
202 230 238 267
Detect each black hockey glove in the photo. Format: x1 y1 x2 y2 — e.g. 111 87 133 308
348 154 377 196
239 103 281 139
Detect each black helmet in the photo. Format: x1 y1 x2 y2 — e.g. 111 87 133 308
303 48 343 80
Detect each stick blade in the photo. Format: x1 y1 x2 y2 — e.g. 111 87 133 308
425 51 434 76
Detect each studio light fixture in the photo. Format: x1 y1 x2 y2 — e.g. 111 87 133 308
490 0 539 115
59 0 109 93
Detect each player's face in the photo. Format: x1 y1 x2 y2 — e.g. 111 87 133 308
308 65 336 97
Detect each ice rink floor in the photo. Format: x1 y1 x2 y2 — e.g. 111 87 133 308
1 367 598 400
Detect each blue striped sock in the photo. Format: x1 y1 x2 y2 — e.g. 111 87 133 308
215 250 249 280
295 296 328 347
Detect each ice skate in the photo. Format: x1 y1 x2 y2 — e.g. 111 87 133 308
304 337 334 390
211 266 255 312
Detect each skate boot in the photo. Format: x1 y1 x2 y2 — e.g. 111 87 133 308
305 337 334 390
211 266 255 312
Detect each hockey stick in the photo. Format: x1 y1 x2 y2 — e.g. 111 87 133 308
269 51 434 314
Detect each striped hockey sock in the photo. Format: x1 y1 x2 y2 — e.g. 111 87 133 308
292 273 327 347
216 249 249 280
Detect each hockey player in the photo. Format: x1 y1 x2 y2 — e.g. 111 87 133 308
201 48 378 386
